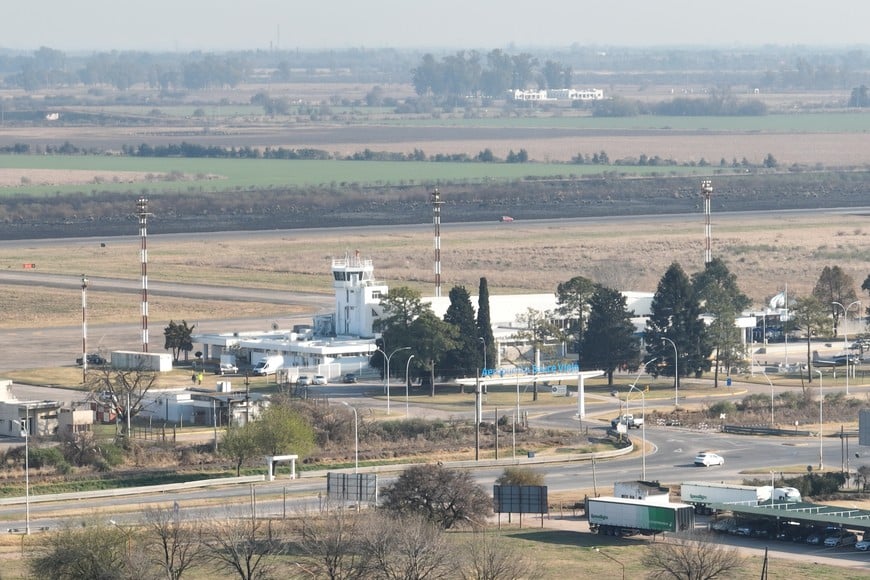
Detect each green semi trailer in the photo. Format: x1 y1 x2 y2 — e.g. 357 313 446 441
586 496 695 536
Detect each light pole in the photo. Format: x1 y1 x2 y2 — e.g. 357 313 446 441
376 346 411 415
628 357 655 481
341 402 358 473
479 337 487 373
661 337 678 407
404 354 415 418
81 274 88 384
816 369 824 470
832 300 861 395
593 547 625 580
761 372 775 427
13 416 29 535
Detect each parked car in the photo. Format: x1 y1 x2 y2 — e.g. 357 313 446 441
825 532 858 547
806 532 824 545
76 353 107 366
343 373 357 383
854 539 870 551
694 452 724 467
313 375 328 385
217 362 238 375
297 375 310 386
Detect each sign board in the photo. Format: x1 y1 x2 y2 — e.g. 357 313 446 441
859 409 870 446
327 472 378 503
493 485 548 515
550 385 567 396
616 422 628 434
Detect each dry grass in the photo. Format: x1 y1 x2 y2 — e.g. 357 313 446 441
0 211 866 329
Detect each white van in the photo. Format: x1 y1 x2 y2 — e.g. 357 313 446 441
252 355 283 376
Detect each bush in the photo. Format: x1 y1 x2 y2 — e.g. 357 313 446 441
707 401 736 418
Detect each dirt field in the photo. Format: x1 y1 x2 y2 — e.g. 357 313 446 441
0 168 161 187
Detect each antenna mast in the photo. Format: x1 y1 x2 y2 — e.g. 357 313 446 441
702 180 713 264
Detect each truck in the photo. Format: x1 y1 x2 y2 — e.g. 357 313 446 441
680 481 771 515
610 414 644 429
586 496 695 536
772 487 802 502
252 355 284 376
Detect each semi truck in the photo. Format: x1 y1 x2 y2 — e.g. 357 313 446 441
586 496 695 536
680 481 771 515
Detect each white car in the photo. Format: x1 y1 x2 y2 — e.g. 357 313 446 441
217 362 238 375
297 375 310 386
694 452 725 467
854 539 870 551
313 375 328 385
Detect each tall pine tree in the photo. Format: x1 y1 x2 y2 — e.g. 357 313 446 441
580 286 640 385
442 286 479 380
477 277 496 372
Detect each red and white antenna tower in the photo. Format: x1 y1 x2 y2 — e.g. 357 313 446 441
137 197 151 352
702 180 713 264
431 188 443 297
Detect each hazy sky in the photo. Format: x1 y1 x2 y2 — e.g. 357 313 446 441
3 1 867 52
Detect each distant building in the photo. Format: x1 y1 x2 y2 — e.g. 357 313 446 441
508 88 604 102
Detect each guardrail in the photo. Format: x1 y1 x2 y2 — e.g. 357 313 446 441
722 424 812 437
0 475 265 507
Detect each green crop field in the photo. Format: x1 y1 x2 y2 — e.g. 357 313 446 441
0 155 717 197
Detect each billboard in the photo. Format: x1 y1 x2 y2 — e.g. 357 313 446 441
493 485 548 515
327 472 378 503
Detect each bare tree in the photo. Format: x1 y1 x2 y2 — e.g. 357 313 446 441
642 533 745 580
87 365 158 440
358 512 452 580
459 530 541 580
295 505 367 580
29 521 132 580
203 516 285 580
143 506 204 580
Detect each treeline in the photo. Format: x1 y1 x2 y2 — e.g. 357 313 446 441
593 92 767 117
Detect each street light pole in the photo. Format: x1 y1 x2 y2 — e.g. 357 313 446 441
661 337 678 407
629 357 655 481
761 372 774 427
479 337 487 373
404 354 415 418
14 416 29 535
832 300 861 395
81 275 88 385
816 369 824 470
377 346 411 415
341 402 358 473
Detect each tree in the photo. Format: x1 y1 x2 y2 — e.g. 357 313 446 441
408 311 459 396
296 506 366 580
555 275 597 361
494 466 544 486
442 286 480 380
373 286 429 376
381 464 492 529
791 295 831 383
203 516 284 580
163 320 195 362
580 285 640 385
29 522 131 580
692 258 750 388
359 512 452 580
645 263 712 389
849 85 869 107
88 366 158 441
251 403 316 458
477 277 496 373
459 531 541 580
642 533 745 580
812 265 857 335
221 424 259 476
512 308 564 401
143 506 204 580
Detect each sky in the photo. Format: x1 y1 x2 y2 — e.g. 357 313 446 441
2 0 867 53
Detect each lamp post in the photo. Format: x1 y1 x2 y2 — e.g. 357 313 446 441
341 402 358 473
628 357 655 481
761 372 774 427
479 337 487 373
376 346 411 415
404 354 415 418
816 369 823 470
661 337 679 407
832 300 861 395
81 274 88 384
14 416 29 535
593 547 624 580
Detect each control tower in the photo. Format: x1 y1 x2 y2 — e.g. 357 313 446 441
331 251 388 338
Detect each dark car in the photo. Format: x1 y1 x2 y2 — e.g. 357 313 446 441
343 373 357 383
76 353 106 366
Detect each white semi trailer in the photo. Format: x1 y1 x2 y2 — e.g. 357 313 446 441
680 481 772 515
